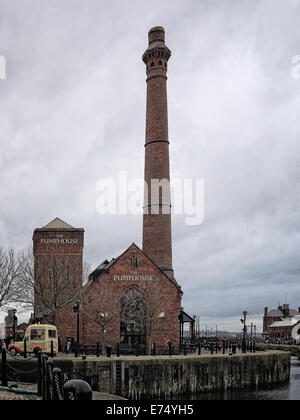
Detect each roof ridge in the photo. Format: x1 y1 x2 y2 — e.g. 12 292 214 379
43 217 75 229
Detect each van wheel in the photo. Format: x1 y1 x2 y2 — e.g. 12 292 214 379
10 348 17 356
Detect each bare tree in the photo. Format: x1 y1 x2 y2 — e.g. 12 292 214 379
82 282 120 355
15 248 84 325
142 284 165 355
0 246 19 310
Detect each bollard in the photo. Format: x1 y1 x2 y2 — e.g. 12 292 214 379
106 345 112 358
117 343 120 358
184 343 187 356
74 342 78 358
24 339 27 359
152 342 156 357
198 343 201 355
232 344 236 355
253 342 256 353
96 342 100 358
168 341 172 357
64 379 92 400
1 349 8 387
42 354 49 401
210 344 213 355
37 351 43 397
223 343 226 355
50 340 54 358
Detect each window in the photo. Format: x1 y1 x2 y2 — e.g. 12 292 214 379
158 60 162 66
30 329 45 341
151 62 155 68
130 256 138 269
48 330 57 339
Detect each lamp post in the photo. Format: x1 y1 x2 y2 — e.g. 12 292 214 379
73 301 81 357
241 311 247 353
12 309 17 343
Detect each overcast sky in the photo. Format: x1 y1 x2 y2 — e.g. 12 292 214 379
0 0 300 332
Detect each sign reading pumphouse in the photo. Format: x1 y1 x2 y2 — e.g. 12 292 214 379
40 238 79 244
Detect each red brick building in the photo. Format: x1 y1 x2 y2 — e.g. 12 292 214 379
33 27 184 352
263 304 300 340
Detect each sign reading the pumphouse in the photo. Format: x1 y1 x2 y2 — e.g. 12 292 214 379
114 275 153 281
40 238 79 244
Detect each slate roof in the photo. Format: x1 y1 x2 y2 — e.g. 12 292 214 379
43 218 74 229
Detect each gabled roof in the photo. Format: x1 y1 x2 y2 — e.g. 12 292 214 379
267 308 299 318
269 318 300 328
43 218 74 229
87 242 182 292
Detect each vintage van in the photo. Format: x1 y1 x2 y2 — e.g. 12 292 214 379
9 324 58 356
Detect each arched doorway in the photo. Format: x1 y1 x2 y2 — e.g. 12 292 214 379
120 288 146 353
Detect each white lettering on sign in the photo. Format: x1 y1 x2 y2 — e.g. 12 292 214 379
113 275 153 281
40 238 78 244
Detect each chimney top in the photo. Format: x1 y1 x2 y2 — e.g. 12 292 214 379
148 26 165 45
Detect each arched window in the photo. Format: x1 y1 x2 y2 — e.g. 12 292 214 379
120 289 146 351
151 61 155 68
158 60 162 66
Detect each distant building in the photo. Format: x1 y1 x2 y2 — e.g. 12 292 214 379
5 309 17 339
263 304 300 340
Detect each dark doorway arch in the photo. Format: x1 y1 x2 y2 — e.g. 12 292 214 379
120 288 146 352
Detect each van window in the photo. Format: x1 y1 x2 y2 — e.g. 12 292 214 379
48 330 57 339
30 329 45 341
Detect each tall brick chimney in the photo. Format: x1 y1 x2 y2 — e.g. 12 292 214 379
142 27 173 279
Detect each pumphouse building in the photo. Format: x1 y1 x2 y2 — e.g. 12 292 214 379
33 27 187 352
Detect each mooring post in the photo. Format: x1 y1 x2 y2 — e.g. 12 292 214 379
50 340 54 358
117 343 120 358
1 349 8 387
96 342 100 358
24 339 27 359
152 342 156 357
198 343 201 355
37 351 43 397
168 341 172 357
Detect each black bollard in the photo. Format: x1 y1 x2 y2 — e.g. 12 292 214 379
168 341 172 357
152 342 156 357
117 343 120 358
96 342 100 358
106 345 112 358
253 342 256 353
37 351 43 397
210 344 213 355
50 340 54 358
1 349 8 387
232 344 236 355
223 343 226 355
74 342 78 358
198 343 201 355
24 339 27 359
184 343 187 355
63 379 92 400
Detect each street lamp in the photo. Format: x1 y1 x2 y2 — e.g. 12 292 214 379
73 301 81 357
241 311 247 353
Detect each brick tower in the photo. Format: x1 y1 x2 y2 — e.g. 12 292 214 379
33 218 84 343
142 27 173 279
